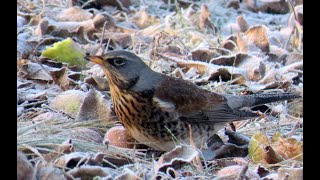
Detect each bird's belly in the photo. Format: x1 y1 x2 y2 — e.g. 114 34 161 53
125 124 176 151
125 120 225 151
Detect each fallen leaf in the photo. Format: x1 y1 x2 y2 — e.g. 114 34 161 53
18 62 53 81
41 38 86 66
50 90 86 116
34 19 49 36
278 167 303 180
244 0 289 14
216 165 260 180
248 132 270 164
237 25 270 53
237 15 249 32
131 8 160 29
55 6 93 22
155 145 199 172
68 165 116 179
104 126 139 149
249 131 302 164
37 166 67 180
76 88 115 122
17 151 34 180
227 0 240 9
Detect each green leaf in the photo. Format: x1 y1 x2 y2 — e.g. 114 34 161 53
41 38 85 66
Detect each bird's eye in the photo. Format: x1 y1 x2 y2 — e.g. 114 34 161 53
111 58 126 67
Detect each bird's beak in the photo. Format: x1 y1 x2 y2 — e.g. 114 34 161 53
85 55 104 65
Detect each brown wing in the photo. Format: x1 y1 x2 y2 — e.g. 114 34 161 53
154 76 225 113
154 76 258 123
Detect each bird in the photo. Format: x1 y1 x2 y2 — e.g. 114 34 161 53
85 50 300 151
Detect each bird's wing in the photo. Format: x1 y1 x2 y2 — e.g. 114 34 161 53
153 76 224 113
153 76 256 123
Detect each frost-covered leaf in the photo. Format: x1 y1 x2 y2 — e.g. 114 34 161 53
155 145 199 172
17 151 34 180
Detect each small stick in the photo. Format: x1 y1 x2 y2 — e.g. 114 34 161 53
189 124 203 172
41 104 75 119
99 20 109 51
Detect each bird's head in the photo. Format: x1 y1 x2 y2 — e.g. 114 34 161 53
85 50 150 90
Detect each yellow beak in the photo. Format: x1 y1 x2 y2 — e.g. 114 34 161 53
86 56 104 65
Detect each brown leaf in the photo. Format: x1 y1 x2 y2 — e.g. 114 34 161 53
244 0 289 14
84 76 110 91
50 67 78 90
258 61 302 84
55 152 106 167
237 15 249 32
35 19 49 36
54 152 87 168
131 8 160 29
255 165 270 178
98 0 132 10
227 0 240 9
199 4 215 32
95 32 133 49
267 45 288 63
273 136 303 160
278 167 303 180
76 88 115 122
216 165 260 179
155 145 199 172
263 145 284 164
238 56 266 81
68 165 116 179
37 166 67 180
237 25 270 53
210 53 248 66
55 6 93 22
219 37 237 51
19 62 53 81
104 126 139 149
114 168 140 179
17 151 34 180
285 51 303 65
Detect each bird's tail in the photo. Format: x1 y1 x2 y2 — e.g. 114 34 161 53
225 92 301 110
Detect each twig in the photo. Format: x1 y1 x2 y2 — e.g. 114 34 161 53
22 144 47 164
17 1 33 13
39 0 46 17
31 160 42 180
19 100 48 107
286 0 297 22
286 121 301 138
189 124 203 172
81 0 97 9
31 38 55 77
99 21 109 51
41 104 75 120
237 164 248 180
209 47 233 55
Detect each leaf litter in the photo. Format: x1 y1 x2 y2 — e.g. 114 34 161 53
17 0 303 179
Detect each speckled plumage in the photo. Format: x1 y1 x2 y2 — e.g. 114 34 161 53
85 50 300 151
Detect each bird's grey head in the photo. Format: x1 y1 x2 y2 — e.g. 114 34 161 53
86 50 151 90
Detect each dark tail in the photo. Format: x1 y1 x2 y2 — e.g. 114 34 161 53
225 92 301 110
